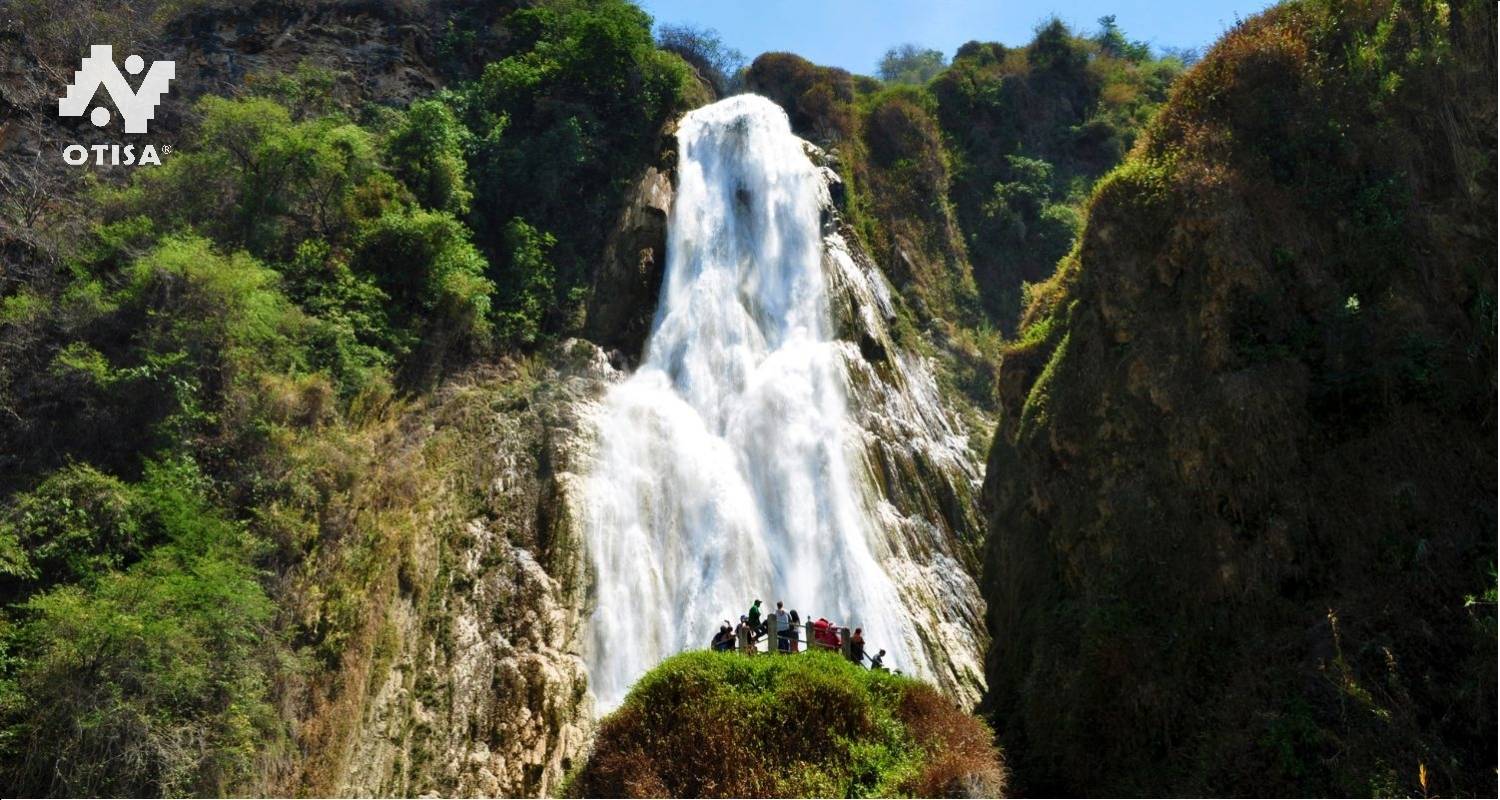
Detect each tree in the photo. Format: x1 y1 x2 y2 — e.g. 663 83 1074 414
1094 15 1152 62
1028 18 1090 75
0 465 145 591
877 44 946 85
493 218 557 346
656 24 746 96
352 209 493 350
120 96 386 262
463 0 691 337
385 98 474 216
0 459 280 797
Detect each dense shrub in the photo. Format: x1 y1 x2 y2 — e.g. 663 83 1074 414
973 155 1080 300
121 235 309 386
878 44 947 85
100 94 501 388
568 650 1005 798
0 459 281 797
351 209 493 359
493 218 558 346
385 98 474 216
460 0 692 340
863 92 944 170
744 52 857 141
0 465 145 591
116 96 387 262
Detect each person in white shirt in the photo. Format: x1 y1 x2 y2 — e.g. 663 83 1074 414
774 601 791 653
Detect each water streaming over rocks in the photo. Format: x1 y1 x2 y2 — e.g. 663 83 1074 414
581 95 986 712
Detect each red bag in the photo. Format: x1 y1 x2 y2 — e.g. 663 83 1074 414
813 618 839 648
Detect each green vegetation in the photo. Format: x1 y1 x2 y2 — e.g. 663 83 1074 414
754 17 1188 332
0 458 280 797
0 1 699 794
385 99 474 216
457 0 696 342
566 650 1005 798
931 17 1188 329
878 44 947 85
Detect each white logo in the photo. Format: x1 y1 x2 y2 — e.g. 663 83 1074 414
59 45 175 134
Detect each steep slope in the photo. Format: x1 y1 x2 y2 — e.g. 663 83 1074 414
304 346 609 797
980 0 1496 795
0 2 683 795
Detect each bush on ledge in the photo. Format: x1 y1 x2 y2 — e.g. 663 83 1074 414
566 649 1006 798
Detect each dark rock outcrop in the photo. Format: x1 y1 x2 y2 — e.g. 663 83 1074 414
980 1 1496 795
585 157 674 360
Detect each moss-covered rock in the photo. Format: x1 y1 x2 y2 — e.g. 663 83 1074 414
567 650 1006 798
981 0 1496 795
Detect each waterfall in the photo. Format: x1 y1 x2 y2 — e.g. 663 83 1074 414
581 95 948 712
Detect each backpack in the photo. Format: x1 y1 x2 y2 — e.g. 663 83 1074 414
813 618 838 647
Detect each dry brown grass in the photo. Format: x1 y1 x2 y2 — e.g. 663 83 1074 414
895 684 1008 798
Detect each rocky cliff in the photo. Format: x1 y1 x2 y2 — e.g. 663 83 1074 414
269 346 605 797
980 0 1496 794
812 142 991 705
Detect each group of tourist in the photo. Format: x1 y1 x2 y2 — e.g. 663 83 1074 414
708 598 887 670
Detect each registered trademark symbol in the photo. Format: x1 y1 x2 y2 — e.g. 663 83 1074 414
162 145 172 155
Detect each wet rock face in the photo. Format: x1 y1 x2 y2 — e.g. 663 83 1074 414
330 343 616 798
585 162 674 360
808 141 991 707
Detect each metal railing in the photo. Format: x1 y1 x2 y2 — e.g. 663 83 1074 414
727 620 866 663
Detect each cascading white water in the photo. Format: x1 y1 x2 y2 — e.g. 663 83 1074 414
581 95 932 712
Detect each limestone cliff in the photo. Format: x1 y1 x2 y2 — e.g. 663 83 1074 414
321 346 608 797
812 142 991 706
187 343 611 797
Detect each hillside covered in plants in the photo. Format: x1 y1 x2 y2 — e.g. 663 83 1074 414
1 1 705 794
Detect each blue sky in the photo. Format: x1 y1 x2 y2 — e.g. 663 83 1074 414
636 0 1278 75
